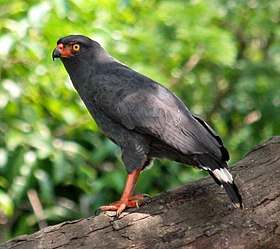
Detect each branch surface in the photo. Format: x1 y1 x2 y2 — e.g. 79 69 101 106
1 137 280 249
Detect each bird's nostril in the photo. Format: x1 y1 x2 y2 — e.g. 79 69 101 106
57 43 63 50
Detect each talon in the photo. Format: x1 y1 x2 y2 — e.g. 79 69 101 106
116 204 126 217
99 194 146 216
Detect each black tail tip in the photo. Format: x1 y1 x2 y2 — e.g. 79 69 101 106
232 201 244 210
221 181 243 210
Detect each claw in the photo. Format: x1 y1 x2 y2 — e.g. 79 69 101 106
99 194 146 216
116 204 126 217
99 168 145 217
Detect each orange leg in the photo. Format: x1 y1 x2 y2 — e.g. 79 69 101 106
99 168 144 216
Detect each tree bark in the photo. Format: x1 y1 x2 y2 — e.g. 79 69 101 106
1 137 279 249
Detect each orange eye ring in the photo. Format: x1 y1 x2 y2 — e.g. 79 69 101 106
72 44 80 52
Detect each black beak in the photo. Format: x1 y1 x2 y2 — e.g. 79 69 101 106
52 48 62 61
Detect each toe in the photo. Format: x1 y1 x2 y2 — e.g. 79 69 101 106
99 205 119 211
99 194 146 216
129 194 146 201
116 204 126 217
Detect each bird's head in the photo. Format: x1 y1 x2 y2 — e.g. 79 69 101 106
52 35 95 61
52 35 115 89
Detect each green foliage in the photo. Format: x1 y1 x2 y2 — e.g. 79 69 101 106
0 0 279 241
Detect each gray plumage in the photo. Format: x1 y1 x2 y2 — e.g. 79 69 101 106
53 35 243 209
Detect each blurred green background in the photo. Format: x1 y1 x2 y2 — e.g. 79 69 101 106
0 0 279 241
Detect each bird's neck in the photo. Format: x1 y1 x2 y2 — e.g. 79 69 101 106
62 49 115 91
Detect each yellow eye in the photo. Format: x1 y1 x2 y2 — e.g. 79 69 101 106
72 44 80 52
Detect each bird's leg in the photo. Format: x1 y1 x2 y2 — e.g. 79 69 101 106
99 168 145 216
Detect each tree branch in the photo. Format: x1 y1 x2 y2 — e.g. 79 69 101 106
1 137 280 249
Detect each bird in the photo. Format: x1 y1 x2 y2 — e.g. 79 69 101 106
52 35 243 216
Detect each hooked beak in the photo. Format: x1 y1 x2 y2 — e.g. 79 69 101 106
52 47 62 61
52 43 74 61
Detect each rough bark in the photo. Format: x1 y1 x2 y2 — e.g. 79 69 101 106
1 136 279 249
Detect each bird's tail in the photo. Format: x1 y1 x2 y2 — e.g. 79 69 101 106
208 168 243 209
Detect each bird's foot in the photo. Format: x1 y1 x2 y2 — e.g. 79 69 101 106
100 194 145 217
